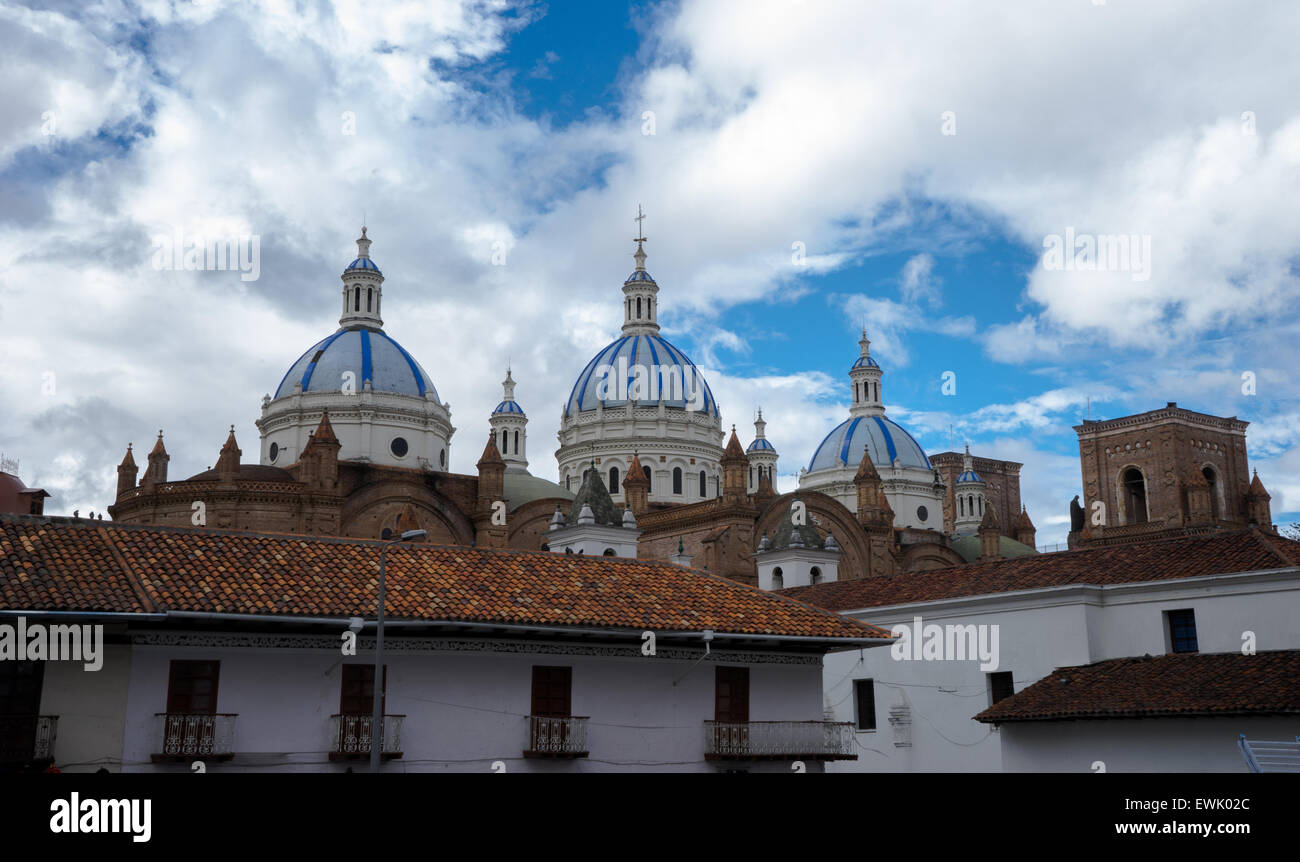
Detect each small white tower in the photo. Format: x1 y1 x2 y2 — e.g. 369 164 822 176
848 329 884 417
754 498 840 591
339 227 384 330
621 205 660 337
547 465 640 558
953 443 987 534
489 367 528 474
746 409 779 493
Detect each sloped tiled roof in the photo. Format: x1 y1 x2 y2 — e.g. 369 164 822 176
976 650 1300 722
781 528 1300 611
0 514 888 642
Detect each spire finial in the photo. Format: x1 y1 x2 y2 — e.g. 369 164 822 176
632 205 648 271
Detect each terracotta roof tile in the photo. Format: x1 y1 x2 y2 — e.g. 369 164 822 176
781 528 1300 611
976 650 1300 722
0 514 888 642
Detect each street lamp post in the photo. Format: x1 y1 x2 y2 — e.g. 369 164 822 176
371 529 425 772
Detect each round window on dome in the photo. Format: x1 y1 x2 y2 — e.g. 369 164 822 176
917 505 929 522
269 442 279 463
390 437 409 458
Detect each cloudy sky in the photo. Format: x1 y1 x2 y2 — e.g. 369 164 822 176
2 0 1298 545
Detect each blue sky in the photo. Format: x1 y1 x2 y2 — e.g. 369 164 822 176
2 0 1299 546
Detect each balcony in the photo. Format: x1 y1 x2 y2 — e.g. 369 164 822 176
704 721 858 761
329 714 405 760
523 715 589 758
0 715 58 766
152 713 237 762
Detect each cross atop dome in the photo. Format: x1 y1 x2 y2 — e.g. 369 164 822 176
633 204 648 272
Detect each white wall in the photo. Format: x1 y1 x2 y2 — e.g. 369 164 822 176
824 569 1300 772
118 637 829 773
999 716 1300 772
40 643 132 773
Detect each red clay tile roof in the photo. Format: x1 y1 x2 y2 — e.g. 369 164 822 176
0 514 889 642
780 528 1300 611
976 650 1300 723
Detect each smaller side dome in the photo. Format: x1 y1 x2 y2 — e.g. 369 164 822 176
493 400 525 415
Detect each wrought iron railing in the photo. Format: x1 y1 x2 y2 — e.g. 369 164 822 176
0 715 58 763
704 720 857 760
329 714 405 758
153 713 237 759
524 715 589 757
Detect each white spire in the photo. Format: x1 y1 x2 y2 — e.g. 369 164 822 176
848 329 884 418
502 367 517 402
622 205 660 336
339 226 385 330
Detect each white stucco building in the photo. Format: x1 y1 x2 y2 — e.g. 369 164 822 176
781 527 1300 772
0 513 891 773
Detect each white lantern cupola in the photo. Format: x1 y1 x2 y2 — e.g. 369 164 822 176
953 443 988 534
849 329 884 417
489 367 528 473
340 226 384 330
746 408 779 493
621 205 660 336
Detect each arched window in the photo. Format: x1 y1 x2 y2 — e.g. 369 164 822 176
609 466 620 494
603 548 617 557
810 566 822 584
439 449 446 468
367 288 372 311
699 470 707 497
1204 467 1220 520
772 567 784 590
1122 467 1148 525
501 429 508 454
643 465 652 491
959 497 964 517
513 430 519 454
750 467 755 487
978 497 983 514
648 298 653 319
354 287 360 311
672 467 683 495
636 297 642 318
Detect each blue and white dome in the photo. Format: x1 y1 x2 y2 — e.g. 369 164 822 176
851 354 879 370
345 257 381 274
625 270 656 283
807 415 931 472
564 333 719 417
956 468 983 483
747 437 776 452
275 328 438 400
493 400 524 415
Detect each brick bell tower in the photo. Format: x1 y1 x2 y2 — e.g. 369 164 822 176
1073 402 1267 546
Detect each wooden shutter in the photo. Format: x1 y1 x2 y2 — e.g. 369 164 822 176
530 666 572 718
166 661 220 715
340 665 386 715
714 666 749 722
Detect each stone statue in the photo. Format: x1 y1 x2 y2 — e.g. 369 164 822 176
1070 495 1085 532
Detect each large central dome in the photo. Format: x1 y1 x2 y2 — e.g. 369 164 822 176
275 328 438 400
554 223 725 504
565 333 718 417
257 228 454 471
